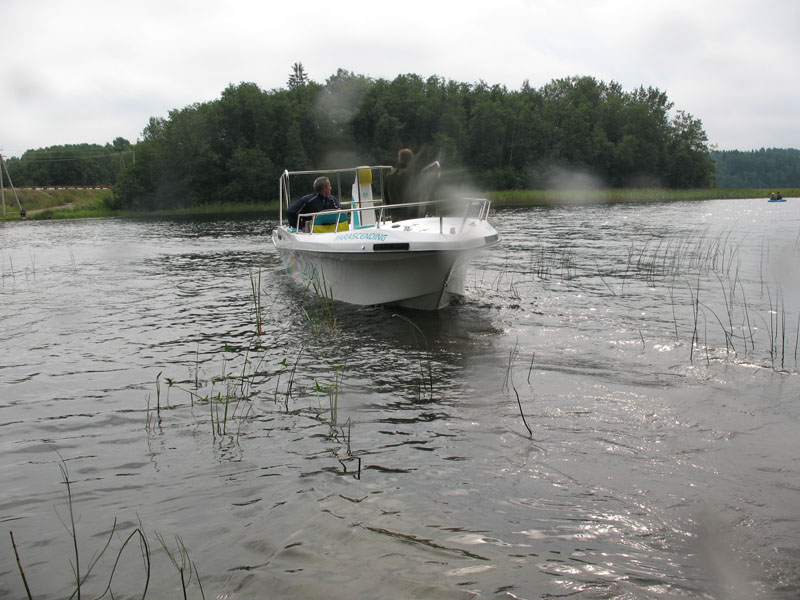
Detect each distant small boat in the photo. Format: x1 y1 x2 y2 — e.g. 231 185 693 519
768 198 787 203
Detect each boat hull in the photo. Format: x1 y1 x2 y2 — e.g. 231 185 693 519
272 217 497 310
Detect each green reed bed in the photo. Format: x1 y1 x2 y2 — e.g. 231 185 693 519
617 228 798 369
488 187 800 207
493 222 800 373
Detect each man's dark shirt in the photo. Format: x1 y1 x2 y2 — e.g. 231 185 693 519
287 192 340 229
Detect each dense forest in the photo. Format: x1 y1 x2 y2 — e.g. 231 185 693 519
7 66 717 208
5 139 133 187
711 148 800 188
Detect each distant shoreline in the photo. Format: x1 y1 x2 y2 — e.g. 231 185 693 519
1 187 797 221
487 187 799 207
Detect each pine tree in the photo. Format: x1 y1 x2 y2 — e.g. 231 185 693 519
288 62 309 90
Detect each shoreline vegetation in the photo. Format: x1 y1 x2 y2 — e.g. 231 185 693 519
1 187 797 221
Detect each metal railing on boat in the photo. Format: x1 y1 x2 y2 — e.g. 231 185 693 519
302 197 492 235
278 163 491 234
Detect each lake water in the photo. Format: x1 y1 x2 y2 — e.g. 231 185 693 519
1 199 799 599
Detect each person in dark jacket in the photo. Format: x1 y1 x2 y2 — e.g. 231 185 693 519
287 176 341 230
383 148 420 221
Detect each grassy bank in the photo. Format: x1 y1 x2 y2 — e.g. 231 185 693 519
0 188 280 221
1 187 796 221
487 187 799 207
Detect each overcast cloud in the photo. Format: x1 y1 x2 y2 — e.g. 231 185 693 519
2 0 798 157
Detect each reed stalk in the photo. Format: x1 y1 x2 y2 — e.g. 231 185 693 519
689 276 700 363
156 533 205 600
56 459 81 598
527 351 535 384
249 268 263 336
145 393 152 432
392 313 433 399
155 371 162 417
302 270 338 336
794 311 800 362
10 532 33 600
98 525 151 599
504 342 533 437
68 247 77 274
12 459 157 599
327 365 344 428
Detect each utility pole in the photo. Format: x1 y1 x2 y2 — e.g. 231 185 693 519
0 153 24 217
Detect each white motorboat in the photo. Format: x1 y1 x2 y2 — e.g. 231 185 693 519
271 164 499 310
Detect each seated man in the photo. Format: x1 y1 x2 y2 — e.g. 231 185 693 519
287 176 342 231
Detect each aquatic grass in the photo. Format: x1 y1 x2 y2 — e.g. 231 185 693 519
68 247 78 274
150 339 287 441
337 418 362 481
275 357 294 411
794 312 800 362
96 522 152 600
156 533 205 600
327 364 344 428
9 531 33 600
7 455 217 599
503 340 533 437
760 284 789 370
595 259 616 296
56 458 81 597
311 364 344 430
302 269 338 336
668 276 680 341
11 456 153 599
273 345 305 411
249 268 264 336
531 221 800 372
392 313 434 400
155 371 163 415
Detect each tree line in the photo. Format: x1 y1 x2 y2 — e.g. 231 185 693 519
8 66 717 209
711 148 800 188
5 139 132 188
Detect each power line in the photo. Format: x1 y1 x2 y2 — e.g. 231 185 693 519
14 151 135 163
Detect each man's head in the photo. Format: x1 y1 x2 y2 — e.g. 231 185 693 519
313 176 332 195
397 148 414 168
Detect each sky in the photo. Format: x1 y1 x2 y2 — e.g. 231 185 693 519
2 0 798 158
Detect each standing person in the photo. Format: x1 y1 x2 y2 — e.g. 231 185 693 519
383 148 420 221
287 176 341 231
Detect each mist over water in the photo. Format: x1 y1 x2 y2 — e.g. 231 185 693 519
1 199 799 598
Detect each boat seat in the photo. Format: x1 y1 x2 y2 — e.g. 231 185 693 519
311 211 349 233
